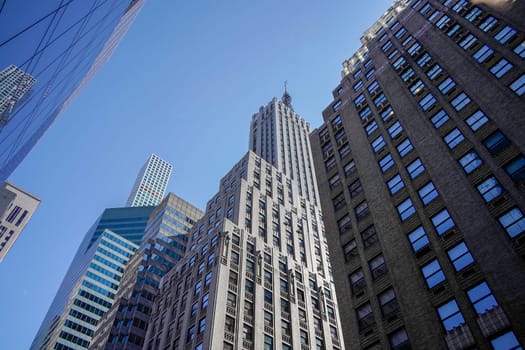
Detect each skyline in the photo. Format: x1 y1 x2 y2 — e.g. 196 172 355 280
1 0 398 349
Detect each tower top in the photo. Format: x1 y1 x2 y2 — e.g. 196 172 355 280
282 80 292 108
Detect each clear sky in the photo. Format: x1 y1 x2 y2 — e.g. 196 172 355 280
0 0 394 348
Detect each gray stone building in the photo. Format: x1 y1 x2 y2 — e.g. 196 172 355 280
143 96 345 350
310 0 525 349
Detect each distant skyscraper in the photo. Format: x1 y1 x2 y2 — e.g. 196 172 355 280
90 193 203 350
0 65 36 124
126 154 173 207
0 0 146 182
31 206 154 350
310 0 525 349
143 96 344 350
0 181 40 262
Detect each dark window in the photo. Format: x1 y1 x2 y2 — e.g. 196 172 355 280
483 131 510 155
504 156 525 182
355 201 369 220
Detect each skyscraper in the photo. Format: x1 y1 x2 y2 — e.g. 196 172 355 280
31 206 154 350
0 181 40 262
310 0 525 349
126 154 173 207
143 96 344 350
90 193 203 350
0 0 146 182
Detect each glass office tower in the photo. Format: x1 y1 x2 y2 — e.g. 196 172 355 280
0 0 146 182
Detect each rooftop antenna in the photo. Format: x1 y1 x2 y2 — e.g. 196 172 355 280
282 80 292 109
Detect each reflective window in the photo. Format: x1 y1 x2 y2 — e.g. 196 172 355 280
397 138 414 157
437 299 465 331
387 174 405 195
459 151 483 174
490 58 513 78
408 226 429 252
379 153 395 172
498 207 525 238
397 198 416 221
431 109 450 128
447 242 474 271
422 259 446 288
476 176 503 202
467 281 498 314
407 158 425 179
432 209 455 235
465 110 489 131
483 130 510 155
444 128 465 149
509 74 525 96
418 182 439 205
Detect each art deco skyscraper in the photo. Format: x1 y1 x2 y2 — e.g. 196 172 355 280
310 0 525 349
0 0 146 182
143 96 344 350
126 154 173 207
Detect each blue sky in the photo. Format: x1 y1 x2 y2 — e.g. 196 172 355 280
0 0 394 348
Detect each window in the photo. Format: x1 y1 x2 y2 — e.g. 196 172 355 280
451 92 471 111
191 301 199 316
333 100 342 112
467 284 499 315
505 156 525 182
227 292 236 307
357 303 375 330
417 52 431 67
459 34 478 50
397 138 413 157
465 6 483 22
354 94 366 108
225 316 235 332
382 40 393 52
198 317 206 333
408 42 422 57
202 293 209 309
355 201 369 220
490 331 521 349
419 93 436 111
418 182 439 205
389 49 399 61
495 25 517 44
401 35 414 47
343 240 357 260
447 242 474 271
430 109 449 129
427 64 443 80
325 157 336 171
422 259 446 288
408 226 429 252
465 110 488 131
370 254 387 279
354 69 363 79
365 120 378 135
479 16 498 32
438 77 456 94
349 179 363 198
231 251 239 265
387 174 405 195
344 160 357 177
477 176 503 202
397 198 416 221
473 45 494 63
379 288 399 316
359 106 372 120
333 193 346 211
513 40 525 57
498 207 525 238
483 130 510 154
368 80 380 95
350 269 365 292
431 209 455 235
436 15 451 29
393 56 406 71
379 153 395 172
354 80 364 91
490 58 513 78
388 121 403 138
381 105 394 121
371 136 386 153
437 300 465 331
329 174 341 190
361 226 378 248
401 68 415 82
509 74 525 96
264 289 273 304
366 68 375 80
374 93 387 108
187 326 196 342
389 328 410 350
459 151 483 174
406 158 425 179
395 27 407 39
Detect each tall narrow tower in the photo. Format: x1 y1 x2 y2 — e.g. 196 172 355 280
126 154 173 207
249 93 320 206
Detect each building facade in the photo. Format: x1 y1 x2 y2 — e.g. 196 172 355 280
310 0 525 349
0 0 146 182
90 193 203 350
142 97 344 350
32 206 154 350
0 181 40 261
126 154 173 207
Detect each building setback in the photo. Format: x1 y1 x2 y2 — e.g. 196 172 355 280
126 155 173 208
90 193 203 349
310 0 525 349
143 97 345 350
0 181 40 262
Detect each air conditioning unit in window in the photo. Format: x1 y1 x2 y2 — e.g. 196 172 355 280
337 139 346 147
370 89 380 98
377 101 387 111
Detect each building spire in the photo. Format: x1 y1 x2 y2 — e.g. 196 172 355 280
282 80 292 108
